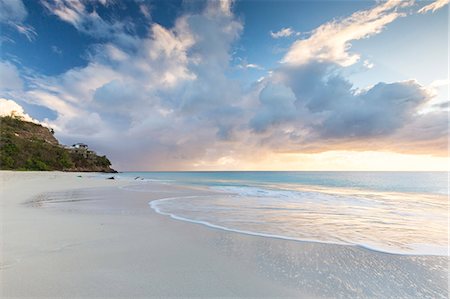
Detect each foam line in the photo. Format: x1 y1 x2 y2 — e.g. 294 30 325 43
149 196 448 257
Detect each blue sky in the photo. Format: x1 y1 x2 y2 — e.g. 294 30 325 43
0 0 448 170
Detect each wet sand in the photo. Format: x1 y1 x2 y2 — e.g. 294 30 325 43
1 171 447 298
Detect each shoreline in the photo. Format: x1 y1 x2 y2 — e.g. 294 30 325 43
1 171 448 298
150 196 449 258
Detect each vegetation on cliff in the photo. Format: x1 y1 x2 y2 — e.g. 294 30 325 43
0 115 116 172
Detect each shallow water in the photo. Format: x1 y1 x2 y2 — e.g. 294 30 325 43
33 181 449 298
117 171 449 256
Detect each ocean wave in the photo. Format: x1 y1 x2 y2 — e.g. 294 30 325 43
149 185 448 257
211 185 380 207
211 186 299 198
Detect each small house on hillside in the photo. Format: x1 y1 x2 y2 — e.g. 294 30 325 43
72 143 88 149
70 143 93 158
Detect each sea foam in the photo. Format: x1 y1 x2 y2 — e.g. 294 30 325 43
149 184 448 256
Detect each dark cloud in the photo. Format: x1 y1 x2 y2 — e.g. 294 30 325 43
254 62 438 140
250 83 297 133
242 58 448 158
318 80 430 138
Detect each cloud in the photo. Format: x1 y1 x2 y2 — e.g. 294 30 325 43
0 61 23 91
0 0 27 23
429 79 449 88
255 59 438 139
242 0 446 158
363 59 374 69
244 63 262 69
208 0 234 17
13 23 37 41
0 98 38 123
282 0 411 66
10 1 244 169
0 0 36 41
249 58 447 157
270 27 296 38
418 0 449 13
139 3 151 19
3 0 447 170
316 80 431 138
41 0 137 46
236 60 264 70
51 45 62 55
250 83 297 132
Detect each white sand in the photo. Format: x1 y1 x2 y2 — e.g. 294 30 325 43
1 171 447 298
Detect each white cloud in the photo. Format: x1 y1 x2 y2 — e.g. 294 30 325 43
237 61 263 70
0 0 27 23
429 79 449 88
41 0 136 46
245 63 263 70
282 0 412 66
0 98 38 123
9 1 243 168
218 0 233 16
270 27 295 38
418 0 449 13
103 44 128 61
41 0 88 25
14 23 37 41
0 0 36 41
417 79 449 113
25 90 80 118
0 61 23 91
139 3 151 19
363 59 374 69
51 45 62 55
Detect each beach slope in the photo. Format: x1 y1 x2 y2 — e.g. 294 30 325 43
1 171 447 298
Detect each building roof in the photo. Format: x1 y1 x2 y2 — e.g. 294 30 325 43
72 143 88 147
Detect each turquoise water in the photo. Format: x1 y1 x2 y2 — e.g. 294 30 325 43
120 171 447 194
118 171 448 255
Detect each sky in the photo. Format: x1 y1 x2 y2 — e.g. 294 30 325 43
0 0 448 171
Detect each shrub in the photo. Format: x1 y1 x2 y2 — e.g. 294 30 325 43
25 158 50 171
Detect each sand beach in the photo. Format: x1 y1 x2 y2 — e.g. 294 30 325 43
0 171 447 298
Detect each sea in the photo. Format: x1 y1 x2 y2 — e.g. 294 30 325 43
116 171 448 256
